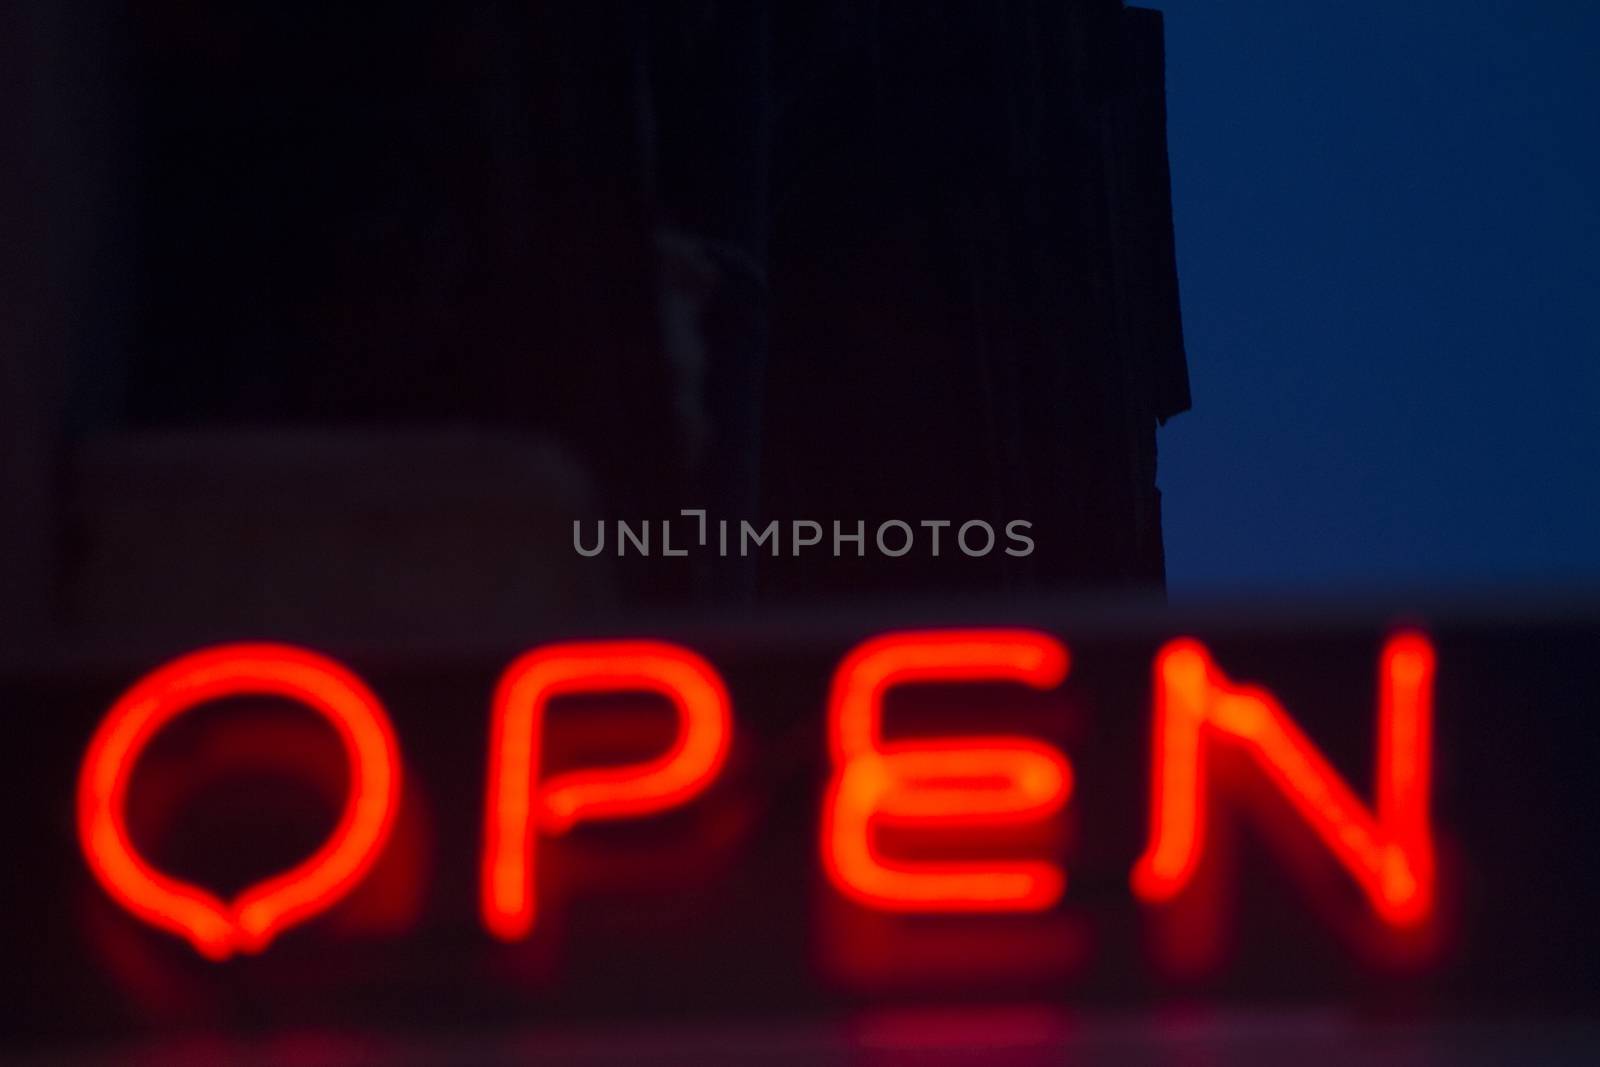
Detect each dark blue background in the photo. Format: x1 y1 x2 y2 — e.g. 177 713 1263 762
1158 1 1599 597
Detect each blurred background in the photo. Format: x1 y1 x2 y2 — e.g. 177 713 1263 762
3 1 1194 648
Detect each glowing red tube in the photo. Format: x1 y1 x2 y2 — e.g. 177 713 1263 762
1131 632 1437 927
77 644 402 960
480 641 733 940
820 630 1073 911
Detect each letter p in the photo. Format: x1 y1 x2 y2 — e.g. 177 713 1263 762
481 641 733 940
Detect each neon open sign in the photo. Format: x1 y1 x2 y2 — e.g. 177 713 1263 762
76 628 1437 962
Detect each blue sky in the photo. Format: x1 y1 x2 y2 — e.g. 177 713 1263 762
1155 1 1600 597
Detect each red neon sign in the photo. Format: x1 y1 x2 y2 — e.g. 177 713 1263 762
479 640 734 940
75 630 1440 962
820 630 1073 911
76 644 402 960
1130 632 1436 927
